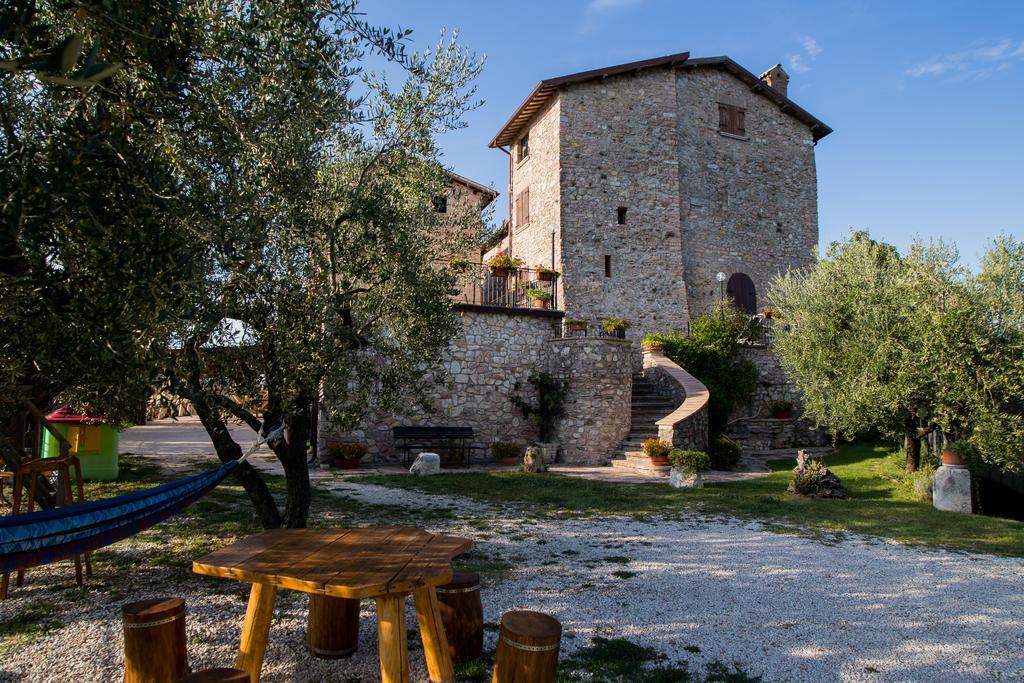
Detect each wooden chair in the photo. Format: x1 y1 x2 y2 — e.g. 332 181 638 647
435 571 483 663
0 454 91 598
178 668 249 682
122 597 189 683
305 594 360 659
492 610 562 683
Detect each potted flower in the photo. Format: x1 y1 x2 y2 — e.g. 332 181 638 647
565 316 589 334
526 287 553 309
491 441 521 465
535 265 559 283
641 334 665 354
642 437 671 466
601 317 631 339
941 440 966 467
668 449 711 488
327 441 367 470
448 257 474 273
486 253 522 277
770 400 793 419
762 306 781 320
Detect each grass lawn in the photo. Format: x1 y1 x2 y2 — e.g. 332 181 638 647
360 443 1024 557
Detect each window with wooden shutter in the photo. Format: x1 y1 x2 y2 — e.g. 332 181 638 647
515 188 531 228
718 103 746 137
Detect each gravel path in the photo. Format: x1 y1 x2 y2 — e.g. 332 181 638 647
2 421 1023 682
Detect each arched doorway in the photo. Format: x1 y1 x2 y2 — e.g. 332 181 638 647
726 272 756 314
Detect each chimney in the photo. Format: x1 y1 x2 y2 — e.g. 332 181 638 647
759 64 789 98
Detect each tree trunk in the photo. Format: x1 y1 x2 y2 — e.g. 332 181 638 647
280 398 312 528
190 394 282 529
904 417 921 473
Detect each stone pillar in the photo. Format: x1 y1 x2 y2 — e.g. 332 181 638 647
932 464 972 513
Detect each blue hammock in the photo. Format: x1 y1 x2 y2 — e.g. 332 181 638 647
0 459 239 574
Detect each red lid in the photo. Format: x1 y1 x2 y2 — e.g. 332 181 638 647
45 406 106 425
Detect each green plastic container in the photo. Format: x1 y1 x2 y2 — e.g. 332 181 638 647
42 408 120 481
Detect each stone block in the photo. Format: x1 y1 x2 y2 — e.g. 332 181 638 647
409 452 441 476
933 464 972 513
669 468 704 489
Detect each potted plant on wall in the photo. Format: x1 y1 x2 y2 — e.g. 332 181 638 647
565 315 589 335
641 333 666 354
448 257 474 273
526 287 553 309
770 400 794 419
642 437 671 466
668 449 711 488
491 441 521 465
486 253 521 278
327 441 368 470
601 317 631 339
535 264 559 283
511 372 568 466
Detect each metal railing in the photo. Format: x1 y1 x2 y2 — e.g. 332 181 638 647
448 263 560 311
737 315 776 347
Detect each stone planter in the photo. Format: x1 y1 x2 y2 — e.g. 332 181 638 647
933 464 971 513
669 468 704 489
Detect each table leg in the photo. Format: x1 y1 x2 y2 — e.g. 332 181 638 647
236 582 277 682
413 586 455 683
375 593 410 683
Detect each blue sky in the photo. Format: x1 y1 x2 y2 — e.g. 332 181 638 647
366 0 1023 268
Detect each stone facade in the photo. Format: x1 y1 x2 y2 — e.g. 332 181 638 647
319 307 632 465
675 67 818 316
437 172 498 263
491 57 823 340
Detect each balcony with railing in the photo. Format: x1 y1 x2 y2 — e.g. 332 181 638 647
448 262 560 312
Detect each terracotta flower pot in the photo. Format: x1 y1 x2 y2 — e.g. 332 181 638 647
490 266 510 278
531 298 549 309
941 449 965 466
772 410 792 419
495 456 518 466
642 342 664 353
335 458 361 470
648 455 670 467
538 271 555 282
566 323 587 332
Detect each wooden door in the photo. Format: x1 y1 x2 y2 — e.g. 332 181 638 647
726 273 757 314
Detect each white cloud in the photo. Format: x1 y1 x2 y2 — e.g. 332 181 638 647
580 0 645 33
787 35 822 75
906 39 1024 80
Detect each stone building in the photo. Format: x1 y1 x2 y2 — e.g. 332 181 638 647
319 51 831 466
486 51 831 335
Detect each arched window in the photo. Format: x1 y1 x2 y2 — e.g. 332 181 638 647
726 272 756 314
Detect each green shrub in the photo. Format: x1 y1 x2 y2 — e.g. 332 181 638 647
789 459 826 495
654 303 759 440
491 442 521 461
525 287 552 302
667 449 711 474
708 435 742 470
601 317 631 332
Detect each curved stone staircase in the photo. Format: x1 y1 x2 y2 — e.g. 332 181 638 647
608 374 677 475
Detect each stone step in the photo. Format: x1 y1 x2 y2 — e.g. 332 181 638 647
609 457 669 475
630 410 672 420
631 398 674 407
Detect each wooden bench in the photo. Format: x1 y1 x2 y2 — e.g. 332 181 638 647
392 426 475 467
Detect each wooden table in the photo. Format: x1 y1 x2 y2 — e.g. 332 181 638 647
193 527 472 683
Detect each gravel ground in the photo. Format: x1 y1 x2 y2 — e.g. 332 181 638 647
2 425 1023 682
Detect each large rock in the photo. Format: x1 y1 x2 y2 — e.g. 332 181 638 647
669 468 704 489
788 449 847 499
933 464 972 513
409 452 441 476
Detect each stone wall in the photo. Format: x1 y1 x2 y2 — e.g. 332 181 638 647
675 66 819 318
550 337 633 463
558 69 691 339
319 307 634 465
726 347 829 451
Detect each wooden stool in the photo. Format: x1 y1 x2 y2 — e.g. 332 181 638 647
435 571 483 663
122 597 189 683
305 594 360 659
492 610 561 683
1 455 91 599
177 668 248 682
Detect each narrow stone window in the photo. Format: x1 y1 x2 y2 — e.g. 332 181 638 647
616 207 627 225
432 196 447 213
604 255 612 277
517 133 530 162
